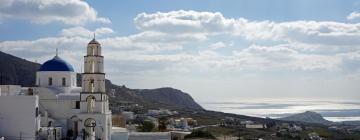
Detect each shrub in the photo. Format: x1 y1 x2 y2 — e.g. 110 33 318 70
137 120 155 132
184 130 216 139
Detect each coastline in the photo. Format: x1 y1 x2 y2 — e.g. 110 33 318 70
200 99 360 122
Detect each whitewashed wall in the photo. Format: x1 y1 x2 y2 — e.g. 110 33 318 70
0 95 40 140
36 71 77 87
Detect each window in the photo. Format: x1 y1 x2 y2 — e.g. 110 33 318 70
75 101 80 109
90 60 95 72
48 121 53 127
35 107 39 117
28 88 34 95
89 79 95 92
62 77 66 86
48 77 52 86
91 47 95 55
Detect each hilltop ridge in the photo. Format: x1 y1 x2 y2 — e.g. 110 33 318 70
279 111 333 125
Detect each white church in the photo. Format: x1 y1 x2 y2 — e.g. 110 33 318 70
0 38 124 140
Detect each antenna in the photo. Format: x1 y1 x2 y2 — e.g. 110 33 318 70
93 32 96 39
56 48 58 56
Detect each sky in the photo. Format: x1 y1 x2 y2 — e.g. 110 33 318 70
1 0 360 102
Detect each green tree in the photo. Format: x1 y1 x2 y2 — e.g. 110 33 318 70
138 120 155 132
158 117 168 132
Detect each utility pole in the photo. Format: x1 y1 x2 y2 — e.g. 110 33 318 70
19 131 22 140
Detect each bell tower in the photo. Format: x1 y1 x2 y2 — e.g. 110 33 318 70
82 37 105 93
79 36 111 140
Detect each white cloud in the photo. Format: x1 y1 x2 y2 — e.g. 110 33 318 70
95 27 114 36
135 10 360 47
0 34 357 84
209 42 228 50
60 27 114 37
2 10 360 80
60 27 93 37
347 12 360 20
233 44 341 71
0 26 354 75
134 10 234 34
0 0 110 25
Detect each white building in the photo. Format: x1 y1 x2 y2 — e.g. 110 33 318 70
147 109 172 116
0 38 114 140
168 118 189 130
0 88 40 140
245 124 266 129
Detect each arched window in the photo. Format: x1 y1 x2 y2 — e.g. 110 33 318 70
70 115 80 137
90 46 95 56
48 77 52 86
92 46 96 55
98 46 101 56
95 46 100 56
89 79 95 92
62 77 66 86
35 107 39 117
86 95 96 113
90 60 95 73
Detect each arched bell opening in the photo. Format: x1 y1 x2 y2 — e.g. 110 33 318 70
86 95 96 113
88 79 95 92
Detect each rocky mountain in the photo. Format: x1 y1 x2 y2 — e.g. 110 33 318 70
279 111 333 125
0 51 203 110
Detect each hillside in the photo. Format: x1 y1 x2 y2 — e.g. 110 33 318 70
279 111 333 125
0 51 41 86
106 80 203 110
0 51 203 110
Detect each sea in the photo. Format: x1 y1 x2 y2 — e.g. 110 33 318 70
201 99 360 122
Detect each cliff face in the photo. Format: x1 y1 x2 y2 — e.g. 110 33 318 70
0 51 203 110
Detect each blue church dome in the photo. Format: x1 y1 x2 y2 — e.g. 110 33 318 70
39 55 74 72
